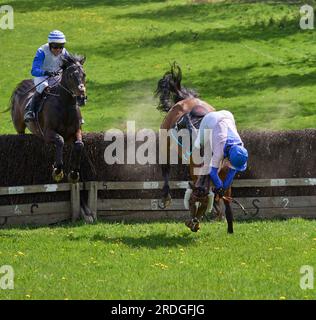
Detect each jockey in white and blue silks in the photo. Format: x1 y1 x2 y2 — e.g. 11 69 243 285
194 110 248 198
24 30 69 122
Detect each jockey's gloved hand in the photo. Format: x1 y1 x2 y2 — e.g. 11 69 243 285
213 187 225 199
44 71 59 77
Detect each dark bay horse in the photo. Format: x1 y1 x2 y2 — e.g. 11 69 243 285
9 54 87 183
155 63 234 233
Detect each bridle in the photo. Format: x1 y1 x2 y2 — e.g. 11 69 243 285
58 64 86 99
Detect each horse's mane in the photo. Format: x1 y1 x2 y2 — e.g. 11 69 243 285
155 62 199 113
61 53 85 67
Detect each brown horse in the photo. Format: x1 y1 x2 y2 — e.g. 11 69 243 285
155 62 234 233
9 54 87 183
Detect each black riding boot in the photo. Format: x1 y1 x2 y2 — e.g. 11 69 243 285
24 91 42 122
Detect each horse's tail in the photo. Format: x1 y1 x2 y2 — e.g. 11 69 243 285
154 61 199 113
1 87 18 114
2 79 33 114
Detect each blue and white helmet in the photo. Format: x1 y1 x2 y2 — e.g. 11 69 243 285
48 30 66 44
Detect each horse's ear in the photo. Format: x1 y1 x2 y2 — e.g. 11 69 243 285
80 56 86 65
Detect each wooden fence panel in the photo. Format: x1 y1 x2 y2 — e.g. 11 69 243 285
0 179 315 226
0 201 70 217
6 213 71 226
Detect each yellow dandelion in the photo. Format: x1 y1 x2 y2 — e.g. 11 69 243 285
279 296 286 300
17 251 25 256
25 294 31 298
153 262 169 270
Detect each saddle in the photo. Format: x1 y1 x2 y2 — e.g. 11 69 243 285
174 105 209 131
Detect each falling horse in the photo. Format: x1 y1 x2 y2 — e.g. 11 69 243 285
155 62 234 233
9 54 87 183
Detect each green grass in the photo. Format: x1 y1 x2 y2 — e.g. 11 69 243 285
0 218 316 299
0 0 316 134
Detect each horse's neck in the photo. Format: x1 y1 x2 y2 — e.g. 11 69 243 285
58 79 76 106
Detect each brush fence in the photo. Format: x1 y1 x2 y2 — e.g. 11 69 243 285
0 178 315 227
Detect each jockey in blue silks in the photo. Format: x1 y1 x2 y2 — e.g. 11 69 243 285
24 30 69 122
194 110 248 199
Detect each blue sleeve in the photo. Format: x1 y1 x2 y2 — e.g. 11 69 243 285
223 168 237 190
210 167 223 189
31 48 45 77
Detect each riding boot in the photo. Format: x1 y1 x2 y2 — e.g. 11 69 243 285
24 91 42 122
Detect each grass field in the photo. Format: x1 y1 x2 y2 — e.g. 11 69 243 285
0 218 315 300
1 0 316 133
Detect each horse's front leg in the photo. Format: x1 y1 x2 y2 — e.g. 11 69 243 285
223 188 234 233
160 164 172 208
224 200 234 234
68 129 84 184
44 129 64 182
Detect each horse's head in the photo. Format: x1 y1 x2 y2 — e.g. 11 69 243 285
61 54 86 100
155 62 199 113
186 175 211 232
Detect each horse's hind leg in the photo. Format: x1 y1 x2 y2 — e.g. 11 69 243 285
11 101 26 134
224 199 234 234
160 163 172 208
13 110 26 134
15 123 26 134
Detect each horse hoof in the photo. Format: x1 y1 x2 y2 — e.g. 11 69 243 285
185 220 200 232
52 168 64 182
164 197 172 207
185 220 191 229
191 223 200 232
86 216 94 224
68 171 80 184
159 195 172 209
159 196 172 209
